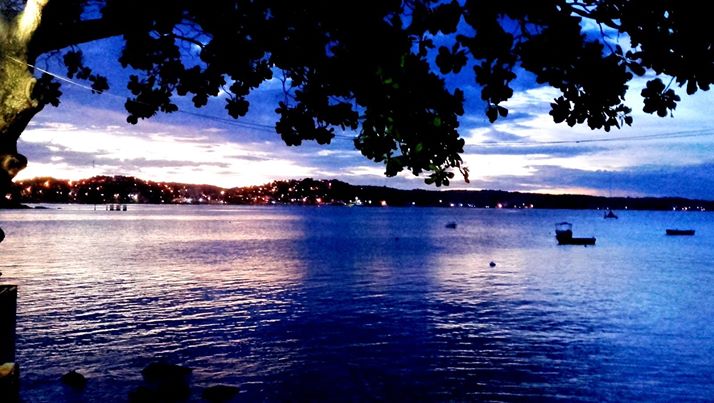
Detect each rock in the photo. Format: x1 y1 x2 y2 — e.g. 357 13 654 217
128 385 157 403
202 384 240 402
141 361 192 383
129 383 190 402
489 261 496 267
140 361 192 400
0 363 15 376
60 370 86 389
0 362 17 380
0 363 19 400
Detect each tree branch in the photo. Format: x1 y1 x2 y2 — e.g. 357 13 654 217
566 3 622 31
29 17 126 57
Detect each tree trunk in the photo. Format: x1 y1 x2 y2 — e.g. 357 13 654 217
0 1 49 205
0 48 42 205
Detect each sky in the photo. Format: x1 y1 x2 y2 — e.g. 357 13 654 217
14 26 714 200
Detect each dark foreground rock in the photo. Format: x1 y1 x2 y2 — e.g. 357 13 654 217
130 361 192 401
60 370 86 389
142 361 192 383
0 363 19 402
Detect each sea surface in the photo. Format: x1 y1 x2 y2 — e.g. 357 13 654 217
1 205 714 402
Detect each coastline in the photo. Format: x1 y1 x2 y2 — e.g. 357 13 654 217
11 176 714 211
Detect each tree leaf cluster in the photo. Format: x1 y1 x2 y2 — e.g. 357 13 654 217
20 0 714 185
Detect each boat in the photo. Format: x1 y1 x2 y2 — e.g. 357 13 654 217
604 209 618 219
555 222 596 245
666 229 695 236
445 222 457 229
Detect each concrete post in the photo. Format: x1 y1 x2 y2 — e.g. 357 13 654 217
0 285 16 363
0 285 18 399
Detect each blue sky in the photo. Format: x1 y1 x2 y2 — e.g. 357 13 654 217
15 35 714 200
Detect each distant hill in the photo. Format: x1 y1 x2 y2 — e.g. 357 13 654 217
7 175 713 211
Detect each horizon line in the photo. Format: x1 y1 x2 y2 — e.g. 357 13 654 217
14 174 714 203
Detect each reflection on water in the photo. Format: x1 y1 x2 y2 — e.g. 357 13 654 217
1 205 714 401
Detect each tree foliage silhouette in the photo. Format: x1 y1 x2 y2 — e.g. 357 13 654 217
0 1 710 198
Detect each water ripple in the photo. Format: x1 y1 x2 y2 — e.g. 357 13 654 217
1 206 714 401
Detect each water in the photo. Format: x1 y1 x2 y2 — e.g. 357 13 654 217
1 205 714 401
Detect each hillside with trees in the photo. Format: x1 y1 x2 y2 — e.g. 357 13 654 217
14 175 714 212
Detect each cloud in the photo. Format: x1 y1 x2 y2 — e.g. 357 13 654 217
200 128 226 134
476 128 526 143
603 164 714 200
317 149 349 157
18 141 97 167
465 144 605 157
110 158 231 169
15 39 714 200
15 114 324 187
494 163 714 200
26 121 79 131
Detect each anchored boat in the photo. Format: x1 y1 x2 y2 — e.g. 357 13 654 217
555 222 596 246
666 229 695 236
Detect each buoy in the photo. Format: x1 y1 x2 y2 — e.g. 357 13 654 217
489 261 496 267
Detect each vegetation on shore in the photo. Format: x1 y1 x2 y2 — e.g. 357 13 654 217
8 175 713 212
